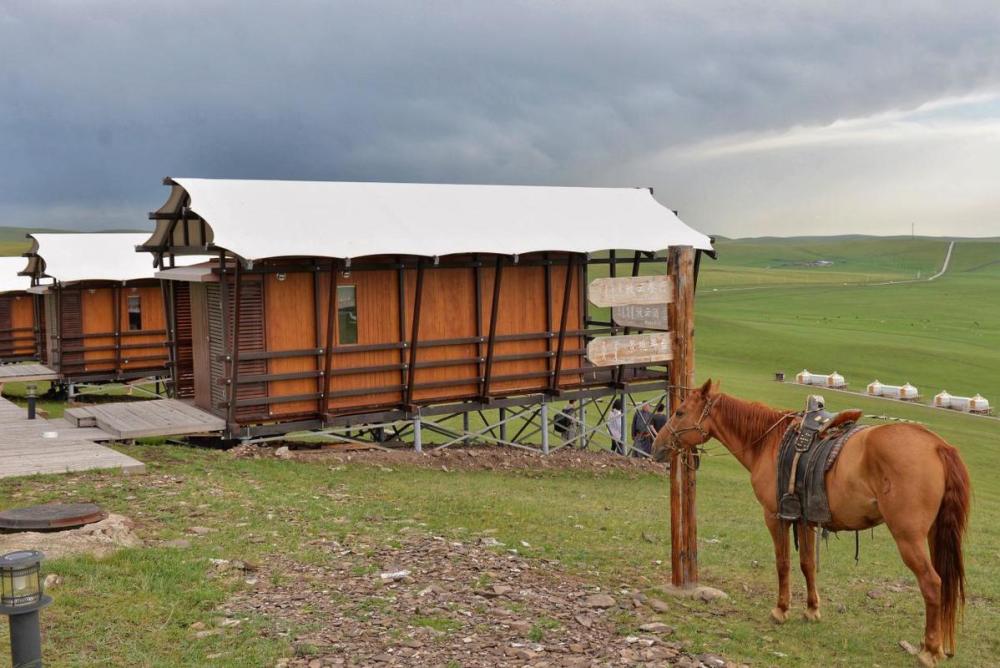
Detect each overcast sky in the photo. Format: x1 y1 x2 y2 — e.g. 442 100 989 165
2 1 999 238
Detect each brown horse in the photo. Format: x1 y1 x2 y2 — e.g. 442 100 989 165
651 380 971 667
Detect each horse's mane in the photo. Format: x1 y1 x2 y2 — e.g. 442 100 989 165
714 393 795 449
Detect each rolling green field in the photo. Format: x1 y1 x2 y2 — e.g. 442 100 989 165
0 235 998 666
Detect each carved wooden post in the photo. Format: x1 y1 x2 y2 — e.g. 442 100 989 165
668 246 697 587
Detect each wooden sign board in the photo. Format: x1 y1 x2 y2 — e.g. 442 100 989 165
586 333 673 366
612 303 669 330
588 275 673 307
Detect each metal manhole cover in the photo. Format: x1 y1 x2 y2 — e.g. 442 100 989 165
0 503 108 531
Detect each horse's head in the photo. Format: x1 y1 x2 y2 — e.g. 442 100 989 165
651 378 719 462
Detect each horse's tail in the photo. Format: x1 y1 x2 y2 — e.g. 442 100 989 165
932 444 971 655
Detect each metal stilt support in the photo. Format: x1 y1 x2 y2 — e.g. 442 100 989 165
413 414 422 453
540 401 549 455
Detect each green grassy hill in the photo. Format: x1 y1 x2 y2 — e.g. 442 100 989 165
697 238 1000 403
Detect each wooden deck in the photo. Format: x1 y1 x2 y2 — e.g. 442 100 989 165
64 399 226 438
0 363 59 383
0 397 145 479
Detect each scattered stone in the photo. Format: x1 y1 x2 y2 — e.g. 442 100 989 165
43 573 63 589
582 593 616 609
866 589 884 599
899 640 919 655
648 598 670 613
379 569 410 581
639 622 673 634
694 586 729 603
574 613 593 628
491 584 512 596
275 446 293 460
188 526 213 536
700 654 727 667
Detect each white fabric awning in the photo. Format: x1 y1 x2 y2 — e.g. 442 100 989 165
27 233 159 284
0 256 32 294
145 178 713 261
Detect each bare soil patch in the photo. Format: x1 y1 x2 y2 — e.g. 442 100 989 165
0 514 141 559
223 531 738 667
230 443 667 476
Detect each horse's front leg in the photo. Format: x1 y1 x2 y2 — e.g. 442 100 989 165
765 512 791 623
799 523 821 621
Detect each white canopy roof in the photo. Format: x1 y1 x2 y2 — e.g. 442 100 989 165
28 233 158 284
146 178 713 261
0 256 32 294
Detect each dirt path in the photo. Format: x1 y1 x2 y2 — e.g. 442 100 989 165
224 531 741 667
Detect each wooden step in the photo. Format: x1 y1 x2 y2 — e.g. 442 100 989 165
64 407 97 428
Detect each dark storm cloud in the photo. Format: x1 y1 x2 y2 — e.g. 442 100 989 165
1 1 999 232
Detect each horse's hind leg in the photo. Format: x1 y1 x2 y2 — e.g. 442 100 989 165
798 523 821 621
882 499 944 665
765 513 791 623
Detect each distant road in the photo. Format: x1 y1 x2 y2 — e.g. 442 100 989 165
704 240 958 294
927 241 955 281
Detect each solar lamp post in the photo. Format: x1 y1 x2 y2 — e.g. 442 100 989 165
0 550 50 668
26 384 37 420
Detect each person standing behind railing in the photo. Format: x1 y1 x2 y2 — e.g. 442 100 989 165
631 402 653 457
607 399 624 455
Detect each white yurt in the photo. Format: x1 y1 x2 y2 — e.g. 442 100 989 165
934 391 990 413
797 369 846 389
934 390 952 408
868 380 919 400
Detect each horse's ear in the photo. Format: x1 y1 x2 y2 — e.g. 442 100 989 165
711 379 721 394
699 378 713 396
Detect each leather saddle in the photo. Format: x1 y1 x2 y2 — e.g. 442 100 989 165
777 395 866 525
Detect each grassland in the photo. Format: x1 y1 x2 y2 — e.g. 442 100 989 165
0 236 998 666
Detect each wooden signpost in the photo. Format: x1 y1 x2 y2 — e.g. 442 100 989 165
587 275 673 307
612 303 669 330
586 253 699 590
586 332 672 366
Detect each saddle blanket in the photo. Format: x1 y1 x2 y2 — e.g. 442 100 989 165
776 418 869 526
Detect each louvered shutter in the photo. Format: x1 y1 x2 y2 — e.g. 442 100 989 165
205 279 267 422
59 289 83 370
172 283 195 398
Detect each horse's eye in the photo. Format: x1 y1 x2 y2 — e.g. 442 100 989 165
674 410 684 418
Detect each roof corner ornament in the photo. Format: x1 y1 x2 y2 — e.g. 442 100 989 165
512 254 519 265
432 255 440 266
342 257 352 278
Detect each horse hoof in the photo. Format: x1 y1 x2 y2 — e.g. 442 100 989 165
802 608 821 622
915 649 938 668
770 607 788 624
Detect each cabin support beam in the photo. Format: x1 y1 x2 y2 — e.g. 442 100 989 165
667 246 698 588
480 256 504 400
112 285 121 376
404 259 426 408
550 255 575 392
321 260 338 416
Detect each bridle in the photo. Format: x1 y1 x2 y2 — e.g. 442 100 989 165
662 394 719 453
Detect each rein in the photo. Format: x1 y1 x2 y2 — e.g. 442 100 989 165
663 395 719 453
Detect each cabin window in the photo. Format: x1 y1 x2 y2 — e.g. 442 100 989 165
337 285 357 344
127 295 142 331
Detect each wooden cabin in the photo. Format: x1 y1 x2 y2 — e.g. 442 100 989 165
0 256 45 364
139 178 713 438
21 233 172 385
